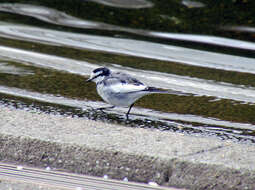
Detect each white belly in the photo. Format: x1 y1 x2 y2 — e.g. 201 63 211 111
96 84 149 107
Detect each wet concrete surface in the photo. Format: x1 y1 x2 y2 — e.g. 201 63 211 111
0 106 255 190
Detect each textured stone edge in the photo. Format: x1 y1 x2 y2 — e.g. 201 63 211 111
0 134 254 190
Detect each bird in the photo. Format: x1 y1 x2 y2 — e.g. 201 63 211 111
87 67 185 119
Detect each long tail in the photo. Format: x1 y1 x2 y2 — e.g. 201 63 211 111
145 87 167 93
145 87 190 96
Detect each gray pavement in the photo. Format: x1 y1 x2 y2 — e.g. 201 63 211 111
0 178 64 190
0 106 255 189
0 162 179 190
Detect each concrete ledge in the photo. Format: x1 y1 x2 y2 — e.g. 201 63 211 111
0 178 64 190
0 106 255 189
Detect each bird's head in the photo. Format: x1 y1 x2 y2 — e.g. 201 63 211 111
86 67 111 83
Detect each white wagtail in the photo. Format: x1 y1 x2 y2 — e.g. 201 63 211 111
87 67 185 119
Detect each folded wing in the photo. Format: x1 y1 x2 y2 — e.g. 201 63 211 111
103 72 148 93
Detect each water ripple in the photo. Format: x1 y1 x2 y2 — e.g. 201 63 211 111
0 3 254 51
0 62 33 75
0 46 255 103
0 23 255 75
86 0 154 9
0 85 254 132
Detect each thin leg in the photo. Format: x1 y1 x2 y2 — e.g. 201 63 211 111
126 103 134 120
97 105 115 112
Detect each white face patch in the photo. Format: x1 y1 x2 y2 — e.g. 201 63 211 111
89 71 105 83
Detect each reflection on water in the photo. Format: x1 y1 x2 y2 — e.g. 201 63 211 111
0 62 33 75
1 3 255 52
0 3 115 30
86 0 153 9
1 45 255 104
181 0 205 8
221 25 255 33
1 24 255 75
0 0 255 143
148 32 255 51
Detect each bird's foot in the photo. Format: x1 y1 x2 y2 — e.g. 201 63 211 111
125 103 134 121
125 113 129 120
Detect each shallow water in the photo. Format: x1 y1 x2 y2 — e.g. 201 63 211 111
0 0 255 144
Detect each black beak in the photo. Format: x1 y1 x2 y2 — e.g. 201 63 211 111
86 76 96 82
86 78 92 82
